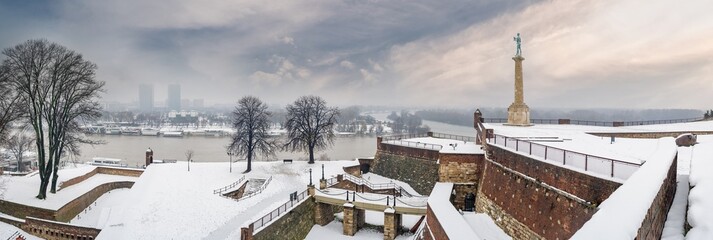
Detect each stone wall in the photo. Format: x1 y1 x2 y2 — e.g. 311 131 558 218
224 181 249 200
490 147 621 205
59 167 143 190
55 181 134 222
378 142 440 161
343 165 362 177
23 217 100 240
371 151 439 195
476 160 597 240
0 199 55 221
637 157 677 239
251 199 316 240
423 205 448 240
439 153 484 210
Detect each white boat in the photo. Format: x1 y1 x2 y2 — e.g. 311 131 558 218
141 128 160 136
204 129 225 137
121 127 141 135
86 157 128 167
163 131 184 137
104 127 122 135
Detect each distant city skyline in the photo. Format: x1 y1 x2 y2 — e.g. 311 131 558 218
138 84 154 112
167 84 181 111
1 1 711 109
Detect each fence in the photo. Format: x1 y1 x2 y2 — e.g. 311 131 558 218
342 174 414 197
325 177 339 187
213 176 246 194
251 189 309 231
489 134 641 180
483 117 702 127
236 176 273 202
316 188 428 209
430 132 476 142
381 140 442 151
382 133 430 142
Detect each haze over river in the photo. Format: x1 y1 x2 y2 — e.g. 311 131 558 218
78 113 475 168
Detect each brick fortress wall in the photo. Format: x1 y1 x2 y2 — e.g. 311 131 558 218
438 153 484 210
637 156 677 239
476 160 597 239
489 147 621 205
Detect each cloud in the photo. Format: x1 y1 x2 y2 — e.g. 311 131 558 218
1 0 710 109
386 0 713 108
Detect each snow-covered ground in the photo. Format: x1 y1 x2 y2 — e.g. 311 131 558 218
69 188 132 228
97 160 357 239
0 221 41 240
685 135 713 240
382 137 483 154
0 164 138 210
306 220 413 240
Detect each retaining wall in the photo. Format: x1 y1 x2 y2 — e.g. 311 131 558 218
249 199 316 240
476 160 597 240
23 217 100 240
54 181 134 222
637 157 677 239
371 151 439 195
489 147 621 205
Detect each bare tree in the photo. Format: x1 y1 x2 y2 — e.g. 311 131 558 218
2 39 105 199
0 63 22 145
186 150 194 172
5 126 35 172
283 96 339 164
229 96 276 173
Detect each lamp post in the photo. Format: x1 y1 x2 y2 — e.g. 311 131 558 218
321 164 325 180
227 151 233 173
309 168 313 186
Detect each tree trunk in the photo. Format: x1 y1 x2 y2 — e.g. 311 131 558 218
50 165 59 193
37 177 49 199
308 145 315 164
246 152 252 173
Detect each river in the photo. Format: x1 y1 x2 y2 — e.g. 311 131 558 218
78 115 476 168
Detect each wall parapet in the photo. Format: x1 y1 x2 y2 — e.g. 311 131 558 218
23 217 100 240
571 137 678 239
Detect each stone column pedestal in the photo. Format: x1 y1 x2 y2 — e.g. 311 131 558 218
384 208 402 240
308 184 315 196
314 202 335 226
343 203 358 236
506 55 532 126
319 179 327 189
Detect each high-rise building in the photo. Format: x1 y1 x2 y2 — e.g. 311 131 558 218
193 99 204 109
138 84 154 112
168 84 181 111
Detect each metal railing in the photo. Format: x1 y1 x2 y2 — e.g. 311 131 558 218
252 189 309 231
381 140 442 150
483 117 703 127
236 176 273 202
382 133 430 142
342 174 414 197
213 176 246 194
430 132 475 142
489 134 642 180
325 177 339 187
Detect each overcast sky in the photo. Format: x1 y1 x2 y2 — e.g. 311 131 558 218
1 0 711 109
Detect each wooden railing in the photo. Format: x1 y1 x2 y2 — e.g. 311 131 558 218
489 134 641 180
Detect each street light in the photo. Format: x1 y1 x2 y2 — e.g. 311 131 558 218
309 168 313 186
227 151 233 173
321 164 325 180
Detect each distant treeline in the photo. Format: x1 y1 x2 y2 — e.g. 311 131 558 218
416 108 704 127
